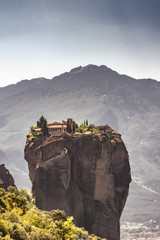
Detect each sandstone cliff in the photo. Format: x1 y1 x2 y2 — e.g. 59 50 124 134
25 127 131 240
0 164 16 190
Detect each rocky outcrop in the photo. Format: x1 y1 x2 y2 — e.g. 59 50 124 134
0 164 16 190
25 128 131 240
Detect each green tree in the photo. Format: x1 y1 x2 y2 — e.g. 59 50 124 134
67 119 71 133
75 123 79 129
73 123 75 133
37 115 49 137
88 124 95 132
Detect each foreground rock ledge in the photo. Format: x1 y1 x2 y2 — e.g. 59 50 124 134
0 164 16 190
25 128 131 240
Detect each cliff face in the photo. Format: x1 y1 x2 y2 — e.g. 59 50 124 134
0 164 16 190
25 129 131 240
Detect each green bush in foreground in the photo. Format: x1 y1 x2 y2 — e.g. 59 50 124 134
0 187 107 240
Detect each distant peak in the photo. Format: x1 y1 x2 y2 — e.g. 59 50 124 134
83 64 98 69
69 64 111 74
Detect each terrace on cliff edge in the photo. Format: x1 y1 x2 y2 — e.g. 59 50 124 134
25 117 131 240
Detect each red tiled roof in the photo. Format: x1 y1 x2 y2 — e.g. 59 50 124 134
47 121 63 126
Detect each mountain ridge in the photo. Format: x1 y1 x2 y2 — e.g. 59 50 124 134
1 64 159 90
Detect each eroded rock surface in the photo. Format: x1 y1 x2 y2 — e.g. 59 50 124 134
25 129 131 240
0 164 16 190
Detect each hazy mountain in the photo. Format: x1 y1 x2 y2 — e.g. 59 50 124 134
0 64 160 225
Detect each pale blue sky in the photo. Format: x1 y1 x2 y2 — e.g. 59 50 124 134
0 0 160 87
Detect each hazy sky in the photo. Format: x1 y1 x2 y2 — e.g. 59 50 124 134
0 0 160 87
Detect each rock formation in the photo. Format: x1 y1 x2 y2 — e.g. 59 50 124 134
0 164 16 190
25 126 131 240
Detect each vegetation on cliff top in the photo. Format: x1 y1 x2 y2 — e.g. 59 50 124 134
29 117 99 142
0 187 107 240
28 116 122 149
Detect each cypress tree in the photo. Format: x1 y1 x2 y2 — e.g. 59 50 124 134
67 119 71 133
37 115 48 137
